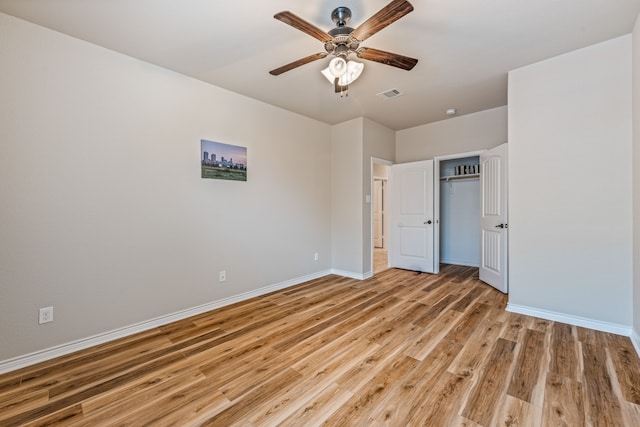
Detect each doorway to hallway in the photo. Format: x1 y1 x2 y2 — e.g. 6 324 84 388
371 159 391 276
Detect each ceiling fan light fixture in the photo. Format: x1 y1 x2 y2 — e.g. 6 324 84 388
321 66 334 83
340 60 363 86
322 58 364 88
329 57 347 77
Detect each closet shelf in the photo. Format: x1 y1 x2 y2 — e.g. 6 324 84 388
440 174 480 181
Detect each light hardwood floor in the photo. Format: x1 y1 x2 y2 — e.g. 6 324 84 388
1 265 640 426
373 248 388 274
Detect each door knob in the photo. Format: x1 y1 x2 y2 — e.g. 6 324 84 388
495 223 507 229
425 220 432 225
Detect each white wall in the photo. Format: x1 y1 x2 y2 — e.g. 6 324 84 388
331 118 363 277
0 13 332 363
633 13 640 347
508 35 633 330
396 106 507 162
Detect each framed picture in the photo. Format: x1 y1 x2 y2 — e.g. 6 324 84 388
201 139 247 182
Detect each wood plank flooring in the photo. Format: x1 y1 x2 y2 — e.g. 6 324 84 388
373 248 388 274
1 265 640 426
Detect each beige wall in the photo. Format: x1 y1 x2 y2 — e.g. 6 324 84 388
396 106 507 162
330 117 394 278
509 35 633 329
331 118 363 276
633 13 640 346
0 13 332 362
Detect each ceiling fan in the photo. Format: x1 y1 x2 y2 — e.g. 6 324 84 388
269 0 418 94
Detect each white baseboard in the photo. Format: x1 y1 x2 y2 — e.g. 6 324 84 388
440 259 480 268
506 303 633 337
331 269 370 280
0 269 332 375
631 329 640 358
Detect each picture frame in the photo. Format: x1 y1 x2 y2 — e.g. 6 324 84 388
201 139 247 182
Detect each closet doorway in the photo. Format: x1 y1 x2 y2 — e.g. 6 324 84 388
435 152 483 269
434 145 508 293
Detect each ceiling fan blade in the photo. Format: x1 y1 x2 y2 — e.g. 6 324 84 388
274 11 333 42
351 0 414 42
356 47 418 70
269 53 328 76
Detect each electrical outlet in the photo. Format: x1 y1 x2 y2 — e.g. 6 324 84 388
39 306 53 324
314 252 319 261
219 270 226 282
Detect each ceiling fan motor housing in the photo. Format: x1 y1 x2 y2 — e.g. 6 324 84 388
326 8 359 58
325 37 359 57
331 7 352 27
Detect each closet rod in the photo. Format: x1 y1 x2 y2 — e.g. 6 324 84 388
440 174 480 182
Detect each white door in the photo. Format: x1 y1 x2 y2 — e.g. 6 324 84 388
479 143 508 293
373 180 384 248
388 160 435 273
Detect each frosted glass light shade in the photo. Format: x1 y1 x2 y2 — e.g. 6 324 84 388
321 58 364 86
341 60 363 85
329 57 347 77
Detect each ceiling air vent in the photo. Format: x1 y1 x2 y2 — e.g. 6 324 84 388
376 88 403 100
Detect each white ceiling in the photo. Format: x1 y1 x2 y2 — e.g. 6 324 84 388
1 0 639 130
